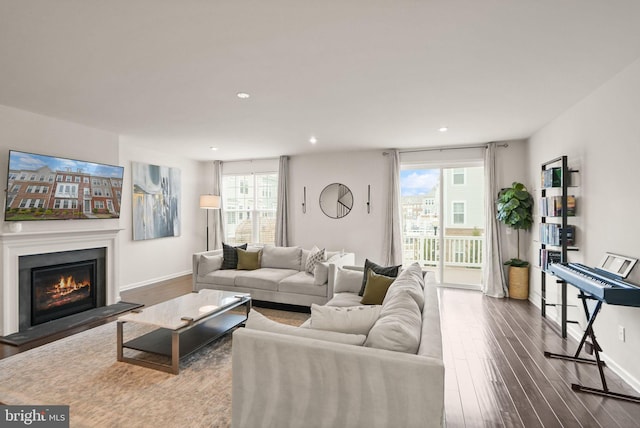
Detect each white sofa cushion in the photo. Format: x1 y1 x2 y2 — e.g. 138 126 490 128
278 272 327 297
365 289 422 354
383 262 425 311
206 269 241 286
261 246 302 270
235 268 298 291
198 254 223 276
245 309 366 345
310 304 382 335
334 266 363 294
326 292 363 307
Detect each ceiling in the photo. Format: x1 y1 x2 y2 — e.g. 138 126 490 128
1 1 640 161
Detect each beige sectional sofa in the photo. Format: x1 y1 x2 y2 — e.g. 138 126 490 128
231 263 445 428
192 246 355 307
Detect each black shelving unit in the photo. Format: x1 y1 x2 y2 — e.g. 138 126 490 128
540 155 578 338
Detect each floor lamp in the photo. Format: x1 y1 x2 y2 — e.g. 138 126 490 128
200 195 221 251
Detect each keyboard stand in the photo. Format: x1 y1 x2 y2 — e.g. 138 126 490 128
544 290 640 403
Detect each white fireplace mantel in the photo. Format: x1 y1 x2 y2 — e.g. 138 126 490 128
0 228 122 336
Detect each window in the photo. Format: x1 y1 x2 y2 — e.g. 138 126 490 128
75 176 81 182
222 172 278 245
94 201 104 209
55 183 78 198
452 201 465 225
452 168 466 185
400 162 485 287
84 177 89 183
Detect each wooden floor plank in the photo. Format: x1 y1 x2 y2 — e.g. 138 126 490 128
498 296 639 428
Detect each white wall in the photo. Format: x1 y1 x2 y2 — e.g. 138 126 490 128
527 58 640 389
118 138 209 290
289 150 389 265
495 140 530 264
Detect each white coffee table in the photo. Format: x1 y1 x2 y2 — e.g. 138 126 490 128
117 289 251 374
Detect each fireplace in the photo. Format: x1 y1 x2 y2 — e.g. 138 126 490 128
19 248 106 331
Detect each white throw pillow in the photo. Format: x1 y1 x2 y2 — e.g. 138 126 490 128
305 247 325 273
198 254 223 276
365 289 422 354
310 304 382 335
245 309 366 346
313 262 329 285
334 267 364 294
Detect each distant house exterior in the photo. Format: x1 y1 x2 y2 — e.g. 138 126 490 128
6 166 123 220
442 167 484 235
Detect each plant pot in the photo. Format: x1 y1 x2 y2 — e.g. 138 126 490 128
508 265 529 300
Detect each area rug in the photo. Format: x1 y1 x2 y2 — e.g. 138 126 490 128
0 307 308 428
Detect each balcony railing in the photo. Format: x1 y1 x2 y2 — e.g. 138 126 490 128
403 234 483 268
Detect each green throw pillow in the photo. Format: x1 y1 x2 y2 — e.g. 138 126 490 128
360 270 395 305
359 259 401 296
237 248 261 270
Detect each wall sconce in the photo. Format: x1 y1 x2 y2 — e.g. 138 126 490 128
366 185 371 214
302 186 307 213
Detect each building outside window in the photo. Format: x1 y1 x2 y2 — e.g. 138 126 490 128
452 201 466 225
222 172 278 245
452 168 466 185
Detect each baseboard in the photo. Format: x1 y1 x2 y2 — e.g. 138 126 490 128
528 295 640 394
119 270 192 292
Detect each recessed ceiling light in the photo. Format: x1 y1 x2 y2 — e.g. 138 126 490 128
209 146 218 151
237 92 250 99
439 127 448 132
309 136 318 144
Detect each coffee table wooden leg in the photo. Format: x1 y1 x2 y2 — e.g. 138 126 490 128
117 321 124 362
171 331 180 374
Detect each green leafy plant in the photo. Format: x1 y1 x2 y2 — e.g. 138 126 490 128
497 182 533 267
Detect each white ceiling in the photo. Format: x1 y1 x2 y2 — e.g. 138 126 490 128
1 1 640 161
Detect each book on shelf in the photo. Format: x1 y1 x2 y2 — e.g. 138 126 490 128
539 223 575 246
541 167 563 188
539 249 562 271
539 195 576 217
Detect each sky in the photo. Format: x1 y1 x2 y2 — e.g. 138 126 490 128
400 169 439 196
9 150 124 178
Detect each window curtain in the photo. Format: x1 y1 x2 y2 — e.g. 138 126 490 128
275 155 289 246
211 160 225 250
383 149 403 265
482 143 507 297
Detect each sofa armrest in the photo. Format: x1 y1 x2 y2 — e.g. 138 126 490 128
326 252 355 297
231 328 445 428
192 249 223 290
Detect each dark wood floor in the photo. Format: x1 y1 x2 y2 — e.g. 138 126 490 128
441 287 640 427
2 277 639 426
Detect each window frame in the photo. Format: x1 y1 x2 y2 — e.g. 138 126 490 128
222 172 278 245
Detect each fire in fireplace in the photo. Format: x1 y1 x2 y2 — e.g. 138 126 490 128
18 248 106 331
31 261 97 326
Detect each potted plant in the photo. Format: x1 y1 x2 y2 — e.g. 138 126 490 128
496 182 534 299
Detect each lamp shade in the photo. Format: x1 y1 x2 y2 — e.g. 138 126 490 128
200 194 221 209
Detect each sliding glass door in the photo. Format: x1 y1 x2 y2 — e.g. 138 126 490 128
400 165 485 287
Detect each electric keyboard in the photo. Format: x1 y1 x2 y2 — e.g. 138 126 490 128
549 262 640 307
